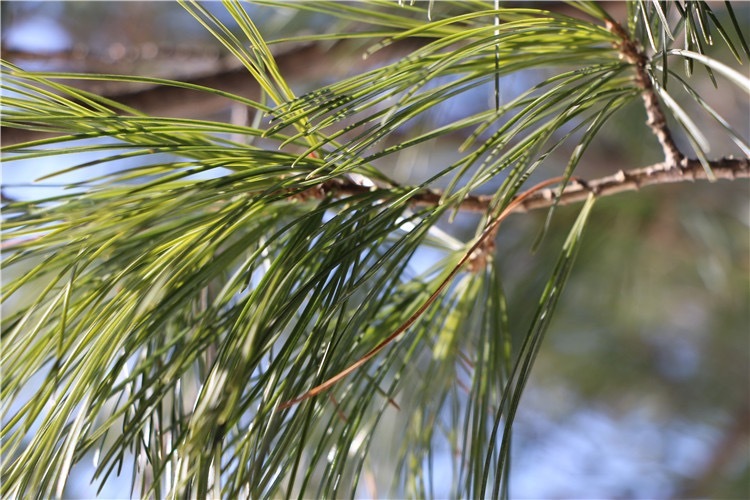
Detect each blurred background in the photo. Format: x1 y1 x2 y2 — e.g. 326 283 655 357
2 1 748 498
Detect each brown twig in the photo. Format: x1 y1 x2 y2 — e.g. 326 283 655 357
305 157 749 215
606 19 685 168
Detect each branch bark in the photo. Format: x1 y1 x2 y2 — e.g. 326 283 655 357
606 19 685 168
312 157 749 214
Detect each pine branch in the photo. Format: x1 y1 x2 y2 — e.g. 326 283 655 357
2 2 747 497
301 157 749 214
3 157 745 253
